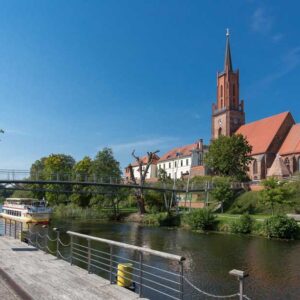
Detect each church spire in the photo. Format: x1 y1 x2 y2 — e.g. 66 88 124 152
224 28 233 72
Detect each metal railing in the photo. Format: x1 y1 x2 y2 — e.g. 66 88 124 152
0 218 23 239
0 169 245 193
25 227 251 300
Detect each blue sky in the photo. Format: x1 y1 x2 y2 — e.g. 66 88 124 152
0 0 300 170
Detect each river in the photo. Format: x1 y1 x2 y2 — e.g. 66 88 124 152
46 219 300 300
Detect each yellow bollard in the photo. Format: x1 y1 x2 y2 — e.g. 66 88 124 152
117 263 133 288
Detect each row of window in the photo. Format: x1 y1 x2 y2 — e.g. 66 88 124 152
158 159 190 170
3 209 22 217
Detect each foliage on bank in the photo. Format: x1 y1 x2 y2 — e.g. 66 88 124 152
182 208 218 231
228 178 300 215
142 212 181 227
53 203 135 221
263 215 299 239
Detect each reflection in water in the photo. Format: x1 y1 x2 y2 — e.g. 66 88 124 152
46 219 300 299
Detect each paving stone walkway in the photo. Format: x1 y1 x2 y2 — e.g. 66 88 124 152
0 236 142 300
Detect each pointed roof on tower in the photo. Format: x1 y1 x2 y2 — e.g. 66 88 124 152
224 28 233 72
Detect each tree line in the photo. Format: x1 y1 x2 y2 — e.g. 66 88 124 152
15 148 126 209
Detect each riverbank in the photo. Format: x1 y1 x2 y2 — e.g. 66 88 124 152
47 219 300 300
125 211 300 240
51 204 300 240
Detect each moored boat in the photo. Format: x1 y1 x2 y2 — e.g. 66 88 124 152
0 198 52 225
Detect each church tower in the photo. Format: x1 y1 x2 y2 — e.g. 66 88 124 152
211 30 245 139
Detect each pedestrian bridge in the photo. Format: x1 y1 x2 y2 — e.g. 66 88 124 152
0 169 245 194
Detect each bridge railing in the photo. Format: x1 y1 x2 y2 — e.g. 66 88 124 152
0 169 245 193
25 226 251 300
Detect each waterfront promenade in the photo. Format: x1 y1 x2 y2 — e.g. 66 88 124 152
0 236 141 300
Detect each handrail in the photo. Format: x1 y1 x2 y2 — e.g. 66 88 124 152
67 231 185 262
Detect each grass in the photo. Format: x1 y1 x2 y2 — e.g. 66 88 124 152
217 213 270 221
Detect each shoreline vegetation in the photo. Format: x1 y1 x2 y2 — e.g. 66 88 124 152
1 149 299 241
51 204 300 241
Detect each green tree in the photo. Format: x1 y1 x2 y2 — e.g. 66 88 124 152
211 177 234 213
157 168 170 182
260 177 296 215
71 156 93 207
91 148 121 179
90 148 122 210
29 154 75 205
204 134 252 180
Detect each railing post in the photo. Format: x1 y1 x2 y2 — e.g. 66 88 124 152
4 218 7 235
229 269 249 300
88 239 91 274
9 219 12 237
54 228 60 258
109 245 113 284
14 220 17 238
139 252 143 297
70 235 73 265
43 225 47 249
179 261 184 300
20 222 23 241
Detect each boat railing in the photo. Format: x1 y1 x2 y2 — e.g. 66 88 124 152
27 207 52 213
24 227 251 300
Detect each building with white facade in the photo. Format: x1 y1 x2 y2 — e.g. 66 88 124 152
124 140 207 182
157 140 206 179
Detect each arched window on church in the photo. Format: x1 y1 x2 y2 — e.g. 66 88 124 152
220 85 223 97
233 84 235 96
284 157 291 173
253 159 258 174
218 127 222 137
221 99 223 107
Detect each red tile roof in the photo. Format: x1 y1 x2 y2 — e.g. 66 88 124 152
159 143 198 162
131 154 160 167
235 112 293 155
279 124 300 155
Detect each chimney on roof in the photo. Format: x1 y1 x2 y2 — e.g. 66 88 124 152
196 139 203 151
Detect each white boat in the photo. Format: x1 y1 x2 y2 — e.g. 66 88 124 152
0 198 52 225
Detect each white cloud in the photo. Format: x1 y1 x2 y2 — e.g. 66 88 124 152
251 7 273 34
98 136 179 154
247 47 300 93
260 47 300 85
5 129 30 137
272 33 283 43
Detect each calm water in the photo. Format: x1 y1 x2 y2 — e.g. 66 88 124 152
47 219 300 300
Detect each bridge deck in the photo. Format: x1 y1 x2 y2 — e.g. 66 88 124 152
0 236 142 300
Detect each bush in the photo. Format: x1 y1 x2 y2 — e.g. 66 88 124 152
144 190 165 212
230 214 254 234
263 215 300 239
184 208 218 231
227 191 261 214
142 212 180 227
53 204 115 220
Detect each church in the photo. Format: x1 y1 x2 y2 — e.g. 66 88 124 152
125 31 300 181
212 30 300 180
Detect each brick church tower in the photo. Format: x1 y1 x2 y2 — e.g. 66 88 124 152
212 30 245 139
